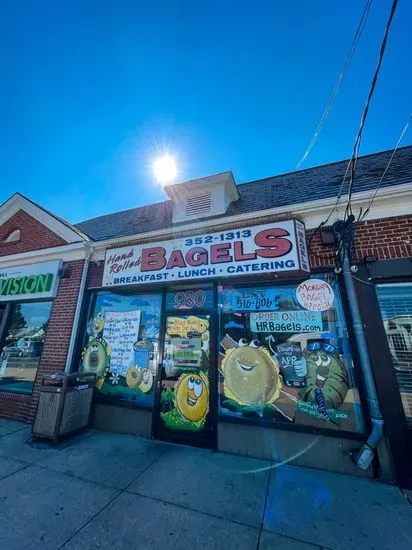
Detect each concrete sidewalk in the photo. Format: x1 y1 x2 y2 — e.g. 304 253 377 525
0 419 411 550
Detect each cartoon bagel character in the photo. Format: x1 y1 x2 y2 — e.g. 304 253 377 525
124 365 154 393
220 339 282 406
299 341 349 411
80 337 110 390
174 372 209 423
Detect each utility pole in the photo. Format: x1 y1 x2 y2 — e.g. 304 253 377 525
334 216 384 470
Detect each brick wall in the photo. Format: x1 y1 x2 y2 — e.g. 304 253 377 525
0 260 85 423
308 214 412 268
0 210 67 256
87 262 104 289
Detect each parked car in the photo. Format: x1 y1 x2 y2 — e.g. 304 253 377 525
0 340 43 360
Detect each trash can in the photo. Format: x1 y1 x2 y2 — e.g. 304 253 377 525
32 372 96 443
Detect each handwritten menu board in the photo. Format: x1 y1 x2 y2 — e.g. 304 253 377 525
104 311 141 375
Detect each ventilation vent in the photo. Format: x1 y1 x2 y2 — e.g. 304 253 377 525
185 193 212 216
2 229 21 243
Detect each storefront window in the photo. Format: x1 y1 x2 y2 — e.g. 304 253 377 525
79 291 162 407
0 301 52 395
218 275 365 433
376 283 412 428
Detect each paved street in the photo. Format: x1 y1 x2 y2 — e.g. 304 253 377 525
0 419 411 549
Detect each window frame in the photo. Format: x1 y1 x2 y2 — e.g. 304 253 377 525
75 267 369 439
216 272 369 439
375 281 412 427
0 298 53 396
355 260 412 487
77 288 164 412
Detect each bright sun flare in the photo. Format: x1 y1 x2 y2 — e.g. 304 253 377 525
153 154 177 184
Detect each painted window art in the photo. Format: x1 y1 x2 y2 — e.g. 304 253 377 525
159 314 210 432
218 275 365 433
79 291 161 407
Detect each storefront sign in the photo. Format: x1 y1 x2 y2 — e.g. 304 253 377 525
221 287 299 312
296 279 334 311
102 220 310 287
250 310 323 333
0 260 61 302
295 220 310 272
166 316 209 339
166 288 213 310
170 338 202 367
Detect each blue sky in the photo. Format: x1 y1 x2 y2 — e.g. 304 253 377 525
1 0 411 223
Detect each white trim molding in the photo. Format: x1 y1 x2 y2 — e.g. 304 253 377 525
0 242 91 268
0 193 90 244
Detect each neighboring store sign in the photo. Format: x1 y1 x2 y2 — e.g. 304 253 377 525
102 220 310 287
296 279 334 312
250 310 323 333
0 260 61 302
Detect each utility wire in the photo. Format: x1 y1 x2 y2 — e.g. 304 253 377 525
344 0 399 220
320 159 351 228
306 157 352 264
360 114 411 221
296 0 374 170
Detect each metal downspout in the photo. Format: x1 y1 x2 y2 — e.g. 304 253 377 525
64 245 92 374
342 254 384 469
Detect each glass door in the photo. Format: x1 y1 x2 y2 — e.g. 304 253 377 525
153 293 215 447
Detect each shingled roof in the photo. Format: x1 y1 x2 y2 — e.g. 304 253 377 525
76 145 412 241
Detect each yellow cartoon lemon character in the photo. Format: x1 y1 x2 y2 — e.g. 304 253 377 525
175 372 209 423
220 339 282 406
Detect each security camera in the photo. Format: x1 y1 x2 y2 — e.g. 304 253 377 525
334 267 342 274
350 265 358 274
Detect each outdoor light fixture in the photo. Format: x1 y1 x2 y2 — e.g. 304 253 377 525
320 227 336 245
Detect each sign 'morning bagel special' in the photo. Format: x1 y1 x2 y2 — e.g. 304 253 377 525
102 219 310 287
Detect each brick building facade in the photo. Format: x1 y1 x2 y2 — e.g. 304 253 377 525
0 195 89 423
0 210 67 256
0 147 411 487
308 214 412 267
